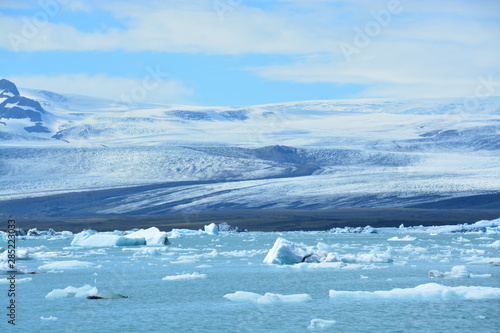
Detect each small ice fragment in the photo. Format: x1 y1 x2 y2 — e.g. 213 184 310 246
307 319 336 330
224 291 312 304
162 272 207 281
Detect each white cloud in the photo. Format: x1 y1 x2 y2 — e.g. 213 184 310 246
248 1 500 98
0 1 331 54
1 0 499 99
8 73 194 104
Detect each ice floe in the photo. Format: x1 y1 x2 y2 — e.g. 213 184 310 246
71 227 169 247
204 223 219 235
0 277 32 284
387 235 416 241
307 319 336 330
38 260 95 270
264 237 393 265
45 285 98 299
428 265 492 278
162 272 207 281
485 240 500 248
263 237 317 265
224 291 312 304
0 248 32 260
40 316 58 321
329 283 500 300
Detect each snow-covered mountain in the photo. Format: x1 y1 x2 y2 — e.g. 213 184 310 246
1 79 499 217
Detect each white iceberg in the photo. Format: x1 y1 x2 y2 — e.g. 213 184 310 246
126 227 169 246
162 272 207 281
38 260 95 270
485 240 500 248
45 285 98 299
71 227 169 247
428 265 491 279
263 238 393 265
307 319 337 330
387 235 416 241
329 283 500 300
167 228 206 238
0 249 32 260
263 237 316 265
204 223 219 235
428 265 470 278
224 291 312 304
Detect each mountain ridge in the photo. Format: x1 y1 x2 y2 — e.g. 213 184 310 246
1 79 499 219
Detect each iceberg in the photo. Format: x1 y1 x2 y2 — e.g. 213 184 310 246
125 227 169 246
162 272 207 281
71 227 169 247
387 235 416 241
428 265 491 278
263 237 316 265
45 285 98 299
263 238 393 265
329 283 500 300
307 319 337 330
38 260 95 270
0 248 31 260
224 291 312 304
204 223 219 235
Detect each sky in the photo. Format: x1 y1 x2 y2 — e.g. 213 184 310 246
1 0 499 106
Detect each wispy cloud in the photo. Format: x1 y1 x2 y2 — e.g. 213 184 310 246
1 0 498 100
9 73 194 104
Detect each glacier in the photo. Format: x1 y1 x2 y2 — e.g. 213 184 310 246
0 79 499 219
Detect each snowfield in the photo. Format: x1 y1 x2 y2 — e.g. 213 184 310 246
1 80 499 215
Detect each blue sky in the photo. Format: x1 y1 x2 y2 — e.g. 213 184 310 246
1 0 499 106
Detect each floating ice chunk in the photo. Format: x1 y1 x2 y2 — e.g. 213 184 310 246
168 229 206 238
329 226 376 234
0 277 32 284
340 250 393 263
204 223 219 235
126 227 169 246
75 286 98 298
224 291 312 304
0 261 29 275
307 319 336 330
71 227 168 247
329 283 500 300
429 266 472 278
40 316 58 321
387 235 416 241
38 260 95 270
45 285 98 299
133 248 162 257
220 249 266 257
489 259 500 266
485 240 500 248
263 237 315 265
0 249 31 260
288 262 345 269
162 272 207 281
45 289 69 299
217 222 245 232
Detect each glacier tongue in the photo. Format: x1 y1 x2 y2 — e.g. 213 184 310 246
1 80 500 216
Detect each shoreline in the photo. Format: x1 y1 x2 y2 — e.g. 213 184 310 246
4 208 500 233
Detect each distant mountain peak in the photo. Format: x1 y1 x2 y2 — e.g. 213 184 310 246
0 79 20 98
0 78 50 136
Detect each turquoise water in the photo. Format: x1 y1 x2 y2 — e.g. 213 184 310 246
2 231 500 332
